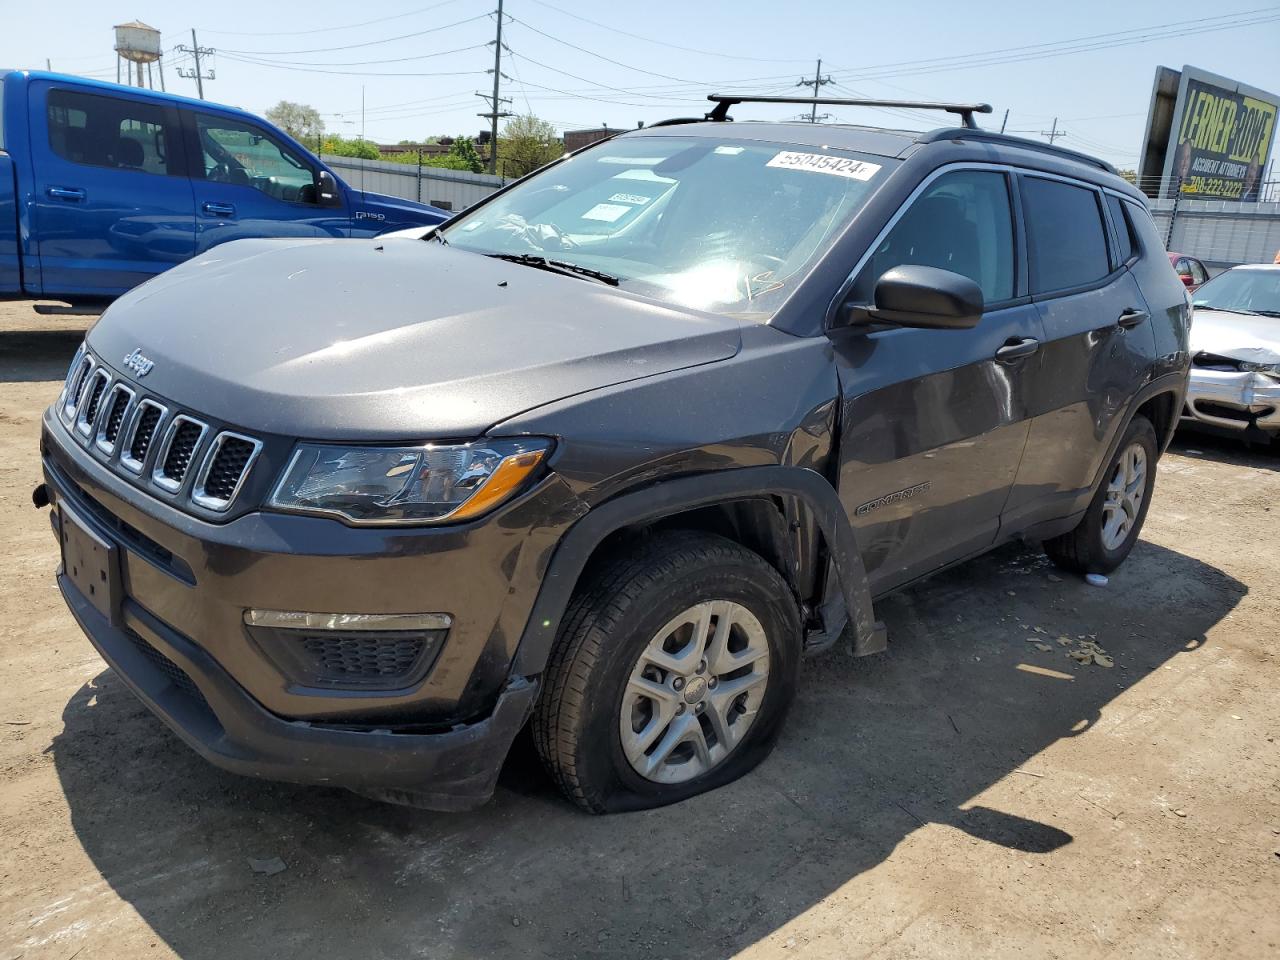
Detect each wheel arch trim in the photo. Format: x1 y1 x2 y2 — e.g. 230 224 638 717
509 466 883 676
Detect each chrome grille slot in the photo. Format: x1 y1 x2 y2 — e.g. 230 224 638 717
58 345 88 420
120 400 166 474
75 370 111 437
192 433 262 511
95 384 135 454
152 416 208 492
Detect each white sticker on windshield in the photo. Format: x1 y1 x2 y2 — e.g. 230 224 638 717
766 151 882 180
608 192 651 205
714 145 745 155
582 203 631 222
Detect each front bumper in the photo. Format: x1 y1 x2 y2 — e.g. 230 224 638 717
42 407 584 807
1181 367 1280 433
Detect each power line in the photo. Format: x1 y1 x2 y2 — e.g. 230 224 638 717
796 60 833 122
198 0 469 37
219 13 491 56
523 0 815 63
221 42 488 69
505 15 706 84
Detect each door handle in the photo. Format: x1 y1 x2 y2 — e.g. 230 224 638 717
995 337 1040 363
46 186 86 202
201 201 236 217
1117 308 1148 328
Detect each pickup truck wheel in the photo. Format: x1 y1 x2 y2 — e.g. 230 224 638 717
1044 415 1158 575
532 531 801 813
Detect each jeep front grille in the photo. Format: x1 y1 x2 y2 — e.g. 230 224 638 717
121 400 166 473
56 346 264 514
154 416 208 492
75 370 110 436
192 433 262 511
95 384 134 454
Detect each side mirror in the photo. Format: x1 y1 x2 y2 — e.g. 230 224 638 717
851 264 984 330
316 170 343 208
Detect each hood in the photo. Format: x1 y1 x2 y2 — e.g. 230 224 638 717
87 238 741 441
359 190 449 228
1189 307 1280 366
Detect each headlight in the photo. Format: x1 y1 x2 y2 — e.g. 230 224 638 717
268 438 551 525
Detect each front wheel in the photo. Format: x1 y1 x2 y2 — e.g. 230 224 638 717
532 532 801 813
1045 414 1159 574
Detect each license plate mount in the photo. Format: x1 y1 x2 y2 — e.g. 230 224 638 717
59 502 122 627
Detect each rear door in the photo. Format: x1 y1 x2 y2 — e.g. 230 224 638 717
830 166 1045 595
1002 174 1157 530
184 110 351 252
28 82 194 297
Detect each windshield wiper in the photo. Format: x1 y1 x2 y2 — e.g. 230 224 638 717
1250 309 1280 318
485 253 620 286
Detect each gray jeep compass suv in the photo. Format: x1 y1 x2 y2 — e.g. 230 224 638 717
37 96 1191 813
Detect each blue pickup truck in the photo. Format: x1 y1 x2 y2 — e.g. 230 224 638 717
1 70 448 307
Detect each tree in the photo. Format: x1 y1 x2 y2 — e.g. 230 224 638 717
320 135 380 160
1117 169 1138 186
498 115 562 178
445 136 484 174
265 101 325 142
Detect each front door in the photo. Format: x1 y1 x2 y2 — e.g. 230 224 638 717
29 82 194 298
830 167 1044 595
185 111 351 254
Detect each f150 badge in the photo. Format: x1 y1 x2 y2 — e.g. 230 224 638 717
856 481 931 517
355 211 385 221
122 348 154 378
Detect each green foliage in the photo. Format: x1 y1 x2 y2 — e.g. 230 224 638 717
265 101 324 142
498 115 563 178
375 137 486 174
320 136 380 160
1117 169 1138 186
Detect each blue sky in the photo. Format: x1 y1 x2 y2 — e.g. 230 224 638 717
4 0 1279 170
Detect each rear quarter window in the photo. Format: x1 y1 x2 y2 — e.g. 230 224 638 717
1104 194 1135 264
1021 176 1111 294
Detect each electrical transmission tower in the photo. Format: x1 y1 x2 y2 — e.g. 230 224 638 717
796 59 833 122
476 0 513 174
174 30 215 99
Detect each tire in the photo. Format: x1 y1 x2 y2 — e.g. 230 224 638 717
1044 414 1159 575
532 531 802 814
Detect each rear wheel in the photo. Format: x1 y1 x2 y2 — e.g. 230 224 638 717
533 531 801 813
1045 415 1158 574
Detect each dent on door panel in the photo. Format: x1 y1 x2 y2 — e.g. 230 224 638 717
1010 272 1156 515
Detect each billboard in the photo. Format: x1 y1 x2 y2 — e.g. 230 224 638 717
1137 66 1278 202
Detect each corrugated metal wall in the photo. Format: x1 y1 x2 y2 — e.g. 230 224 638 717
323 155 505 212
1148 198 1280 268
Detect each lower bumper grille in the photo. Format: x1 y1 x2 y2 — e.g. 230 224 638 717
126 629 208 708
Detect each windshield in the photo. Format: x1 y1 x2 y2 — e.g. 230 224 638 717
1192 268 1280 317
442 136 895 318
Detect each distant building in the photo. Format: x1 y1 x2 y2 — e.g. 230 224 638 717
564 127 628 153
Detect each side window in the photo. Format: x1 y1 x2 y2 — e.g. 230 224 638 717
1122 199 1163 259
1104 194 1135 264
852 169 1014 304
1021 177 1111 294
47 88 177 175
194 115 317 203
1190 259 1209 284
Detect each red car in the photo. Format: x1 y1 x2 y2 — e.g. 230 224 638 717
1169 252 1210 292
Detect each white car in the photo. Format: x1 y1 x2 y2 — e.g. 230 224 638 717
1182 263 1280 442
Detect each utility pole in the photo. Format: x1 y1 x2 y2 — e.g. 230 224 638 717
175 30 215 99
796 59 833 122
476 0 513 174
1039 117 1067 145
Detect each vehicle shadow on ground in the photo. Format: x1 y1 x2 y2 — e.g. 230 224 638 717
1168 430 1279 470
48 539 1244 960
0 324 90 384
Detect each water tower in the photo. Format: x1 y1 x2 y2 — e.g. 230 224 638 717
114 21 165 91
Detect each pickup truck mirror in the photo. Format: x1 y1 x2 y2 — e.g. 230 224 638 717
316 170 343 208
843 264 984 330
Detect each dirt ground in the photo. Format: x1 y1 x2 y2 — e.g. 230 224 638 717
0 300 1277 960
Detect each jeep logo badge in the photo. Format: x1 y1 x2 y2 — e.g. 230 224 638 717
122 348 154 378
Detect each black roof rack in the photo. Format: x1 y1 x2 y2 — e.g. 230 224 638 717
705 94 993 129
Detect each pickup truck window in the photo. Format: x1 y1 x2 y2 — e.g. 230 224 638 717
194 115 317 204
47 88 177 176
